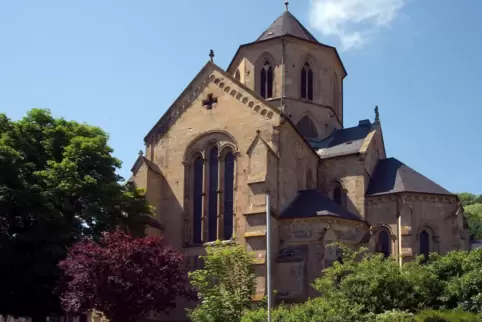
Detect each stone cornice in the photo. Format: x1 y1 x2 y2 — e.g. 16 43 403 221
366 192 457 205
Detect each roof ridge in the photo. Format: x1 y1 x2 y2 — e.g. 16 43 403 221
286 11 317 41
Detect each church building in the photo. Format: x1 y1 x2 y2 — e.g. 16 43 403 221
129 3 469 320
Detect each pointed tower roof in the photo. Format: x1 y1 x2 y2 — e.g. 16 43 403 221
256 10 318 43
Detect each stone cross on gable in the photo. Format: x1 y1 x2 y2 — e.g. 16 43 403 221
202 93 218 110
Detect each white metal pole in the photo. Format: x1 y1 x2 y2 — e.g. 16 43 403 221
265 189 272 322
398 212 402 268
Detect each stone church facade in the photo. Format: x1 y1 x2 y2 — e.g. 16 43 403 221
129 6 469 321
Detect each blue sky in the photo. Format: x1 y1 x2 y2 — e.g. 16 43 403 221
0 0 481 194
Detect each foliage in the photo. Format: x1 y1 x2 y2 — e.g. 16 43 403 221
465 204 482 240
458 193 482 207
415 309 482 322
241 297 369 322
239 246 482 322
0 109 154 318
427 249 482 313
312 244 440 314
375 310 415 322
188 243 256 322
458 193 482 239
58 230 195 322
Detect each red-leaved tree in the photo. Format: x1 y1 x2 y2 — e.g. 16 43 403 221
58 231 196 322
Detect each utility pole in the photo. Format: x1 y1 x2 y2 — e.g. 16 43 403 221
265 188 272 322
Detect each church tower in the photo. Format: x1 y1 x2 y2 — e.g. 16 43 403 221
227 2 347 140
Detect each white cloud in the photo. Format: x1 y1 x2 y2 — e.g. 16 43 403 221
309 0 405 51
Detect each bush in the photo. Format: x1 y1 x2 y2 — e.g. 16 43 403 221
376 310 416 321
415 310 482 322
313 244 440 314
241 297 368 322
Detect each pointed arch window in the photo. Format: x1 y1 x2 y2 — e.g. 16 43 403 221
420 230 430 262
223 151 235 240
376 230 391 258
260 60 273 99
296 115 318 138
331 180 346 208
333 187 342 205
207 146 219 242
193 156 204 244
301 62 314 100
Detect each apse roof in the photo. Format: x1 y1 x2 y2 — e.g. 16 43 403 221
280 189 363 221
367 157 452 196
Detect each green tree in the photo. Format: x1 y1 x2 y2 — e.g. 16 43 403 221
465 203 482 240
458 193 481 207
0 109 155 320
188 243 256 322
427 249 482 313
457 193 482 239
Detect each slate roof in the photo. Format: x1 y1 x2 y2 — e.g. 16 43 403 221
256 11 318 43
309 120 373 159
367 157 452 196
280 189 363 221
131 155 162 175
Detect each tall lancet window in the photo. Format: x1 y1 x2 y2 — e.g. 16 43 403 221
420 230 430 262
223 151 235 240
193 156 204 244
208 147 219 242
260 60 273 99
301 62 313 100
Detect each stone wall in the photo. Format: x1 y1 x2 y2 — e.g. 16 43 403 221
275 217 368 300
228 37 344 139
319 155 367 218
366 193 468 260
277 121 319 213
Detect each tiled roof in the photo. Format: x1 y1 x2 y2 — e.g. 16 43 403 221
256 11 318 43
309 120 373 159
367 157 452 196
280 189 363 221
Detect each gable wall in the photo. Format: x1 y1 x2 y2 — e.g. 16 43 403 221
144 69 280 249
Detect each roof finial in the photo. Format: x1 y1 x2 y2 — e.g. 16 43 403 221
284 0 289 11
374 106 380 124
138 150 144 157
209 49 214 63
